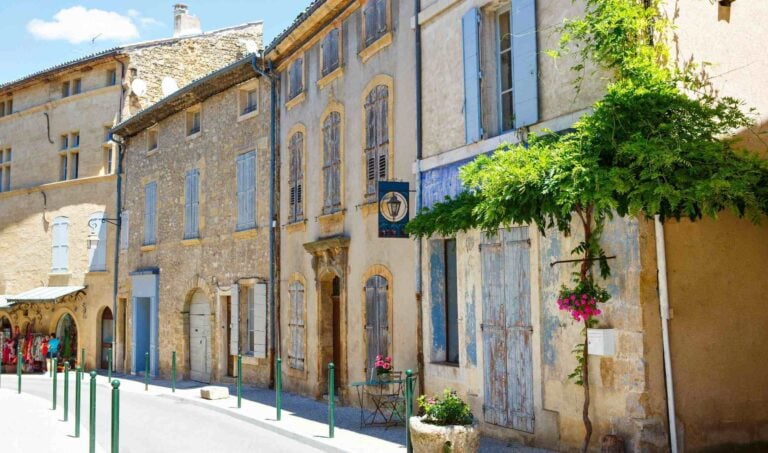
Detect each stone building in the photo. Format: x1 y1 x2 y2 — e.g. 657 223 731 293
0 5 263 373
414 0 768 451
111 56 273 383
267 0 419 401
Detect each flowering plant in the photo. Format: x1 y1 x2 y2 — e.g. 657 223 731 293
557 280 610 326
418 389 474 426
374 354 393 375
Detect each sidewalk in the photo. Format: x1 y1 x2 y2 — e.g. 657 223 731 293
100 372 548 453
0 388 105 453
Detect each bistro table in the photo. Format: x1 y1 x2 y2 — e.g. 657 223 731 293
350 372 406 428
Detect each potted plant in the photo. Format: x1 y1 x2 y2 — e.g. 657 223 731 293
410 389 479 453
374 354 393 380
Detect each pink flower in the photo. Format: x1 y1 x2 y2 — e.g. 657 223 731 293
570 294 576 301
386 356 392 362
581 294 588 299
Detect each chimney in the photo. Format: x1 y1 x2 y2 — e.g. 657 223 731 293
173 4 202 38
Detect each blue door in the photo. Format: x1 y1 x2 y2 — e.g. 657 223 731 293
134 297 151 373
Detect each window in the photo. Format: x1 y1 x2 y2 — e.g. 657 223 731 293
498 10 514 131
147 127 158 151
107 69 117 86
288 58 303 100
240 88 258 115
71 132 80 148
184 169 200 239
322 112 342 214
144 182 157 245
0 148 10 192
239 282 267 358
70 152 79 179
365 274 389 373
245 285 255 354
59 154 68 181
429 239 459 364
60 135 69 150
0 101 4 117
120 211 129 250
288 132 304 223
104 126 112 143
51 216 70 273
186 109 201 136
0 99 11 117
104 145 114 175
364 84 389 201
321 28 341 76
88 212 107 272
73 78 82 95
363 0 389 47
288 279 306 370
235 151 256 230
61 81 70 98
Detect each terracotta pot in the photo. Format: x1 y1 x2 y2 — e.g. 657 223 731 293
409 416 479 453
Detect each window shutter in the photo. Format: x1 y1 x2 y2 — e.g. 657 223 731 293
462 8 482 143
236 154 247 229
376 0 387 34
230 286 240 356
253 282 268 358
184 171 194 238
511 0 539 129
364 3 375 45
88 212 107 271
120 211 129 250
428 240 447 361
289 281 305 370
191 171 199 236
365 275 389 373
51 217 69 273
295 144 303 219
376 86 388 182
246 152 256 227
144 183 156 245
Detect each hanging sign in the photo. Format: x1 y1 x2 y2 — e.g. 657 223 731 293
378 181 410 238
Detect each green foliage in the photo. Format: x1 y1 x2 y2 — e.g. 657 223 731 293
418 389 474 426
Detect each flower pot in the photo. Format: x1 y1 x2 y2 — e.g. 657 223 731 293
409 416 479 453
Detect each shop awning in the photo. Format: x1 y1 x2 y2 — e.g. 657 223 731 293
0 295 11 310
6 286 86 304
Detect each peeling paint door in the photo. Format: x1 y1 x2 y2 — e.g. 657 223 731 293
481 227 534 433
190 292 211 383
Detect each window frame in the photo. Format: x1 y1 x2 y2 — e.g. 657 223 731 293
237 81 260 119
107 69 117 87
186 107 202 137
72 78 82 95
362 0 390 48
0 147 10 192
321 27 342 77
147 126 159 152
496 8 515 132
287 57 304 101
61 81 70 98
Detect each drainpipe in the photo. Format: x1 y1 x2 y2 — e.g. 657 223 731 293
251 55 279 387
111 58 126 372
413 0 426 396
654 215 678 453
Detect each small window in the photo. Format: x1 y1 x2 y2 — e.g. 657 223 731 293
59 154 68 181
104 145 114 175
107 69 117 86
1 167 8 192
147 128 158 151
61 81 70 98
71 132 80 148
243 285 255 354
144 182 157 245
363 0 389 47
70 152 79 179
184 169 200 239
6 99 11 115
60 135 69 150
0 101 5 117
497 10 514 131
104 126 112 143
288 58 304 100
5 148 11 162
186 109 201 136
321 28 341 76
73 78 82 95
240 88 258 115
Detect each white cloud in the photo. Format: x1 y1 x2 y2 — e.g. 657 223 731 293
27 7 139 44
139 17 163 27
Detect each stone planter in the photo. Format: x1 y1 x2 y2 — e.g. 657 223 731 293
409 416 479 453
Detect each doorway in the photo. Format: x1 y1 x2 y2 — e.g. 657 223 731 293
100 308 113 369
319 275 343 394
225 295 235 377
134 297 151 374
189 291 212 383
55 313 78 367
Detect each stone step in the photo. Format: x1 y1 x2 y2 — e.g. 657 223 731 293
200 386 230 400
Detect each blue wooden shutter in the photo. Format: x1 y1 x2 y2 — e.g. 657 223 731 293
462 8 482 143
230 285 240 356
511 0 539 129
51 217 69 273
184 170 199 238
253 282 267 358
120 211 129 250
480 234 508 426
246 152 256 228
144 183 156 245
236 154 246 229
88 212 107 271
429 240 447 362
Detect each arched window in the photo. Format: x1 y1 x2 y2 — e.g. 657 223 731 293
288 279 306 371
364 275 389 373
288 132 304 223
322 111 342 214
364 85 388 201
51 216 70 273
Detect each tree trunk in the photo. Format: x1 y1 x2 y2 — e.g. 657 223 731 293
580 206 594 453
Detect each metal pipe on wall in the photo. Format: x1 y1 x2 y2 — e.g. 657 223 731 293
413 0 425 395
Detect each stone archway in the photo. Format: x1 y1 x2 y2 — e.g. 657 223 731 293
55 312 78 366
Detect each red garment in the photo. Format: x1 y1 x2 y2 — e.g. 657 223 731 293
23 332 32 364
1 340 10 364
41 339 49 358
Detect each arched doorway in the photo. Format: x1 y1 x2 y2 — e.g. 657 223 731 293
100 308 113 369
0 315 11 345
319 274 343 394
55 313 78 366
189 291 211 383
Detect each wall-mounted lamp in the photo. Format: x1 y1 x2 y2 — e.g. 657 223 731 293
87 217 119 249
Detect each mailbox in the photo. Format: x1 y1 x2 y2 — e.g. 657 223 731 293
587 328 616 356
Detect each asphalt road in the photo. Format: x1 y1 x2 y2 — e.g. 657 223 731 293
10 373 321 453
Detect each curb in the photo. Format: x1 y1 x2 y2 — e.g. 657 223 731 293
158 393 348 453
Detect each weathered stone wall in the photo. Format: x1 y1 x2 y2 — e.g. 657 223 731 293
118 76 272 384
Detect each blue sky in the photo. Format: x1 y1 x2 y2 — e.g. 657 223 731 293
0 1 312 83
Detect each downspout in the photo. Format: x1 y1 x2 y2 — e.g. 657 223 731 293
251 55 279 388
413 0 426 396
654 215 678 453
111 58 126 372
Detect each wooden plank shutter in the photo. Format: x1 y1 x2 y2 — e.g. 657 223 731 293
503 227 534 432
289 134 303 222
511 0 539 129
230 285 239 356
120 211 129 250
364 1 375 45
236 154 246 229
365 276 389 373
184 171 195 238
480 233 508 427
289 281 305 370
51 217 69 272
88 212 107 271
246 152 256 227
365 94 377 198
323 112 342 214
375 0 387 34
191 171 199 236
428 240 447 361
294 143 303 220
462 8 482 143
376 86 388 183
253 282 268 358
144 183 156 245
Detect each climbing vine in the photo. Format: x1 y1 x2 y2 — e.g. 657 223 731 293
407 0 768 451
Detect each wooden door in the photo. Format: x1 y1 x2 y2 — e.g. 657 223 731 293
189 292 211 383
364 275 389 376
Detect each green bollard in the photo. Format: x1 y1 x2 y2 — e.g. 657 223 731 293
237 354 242 409
75 367 82 438
111 380 120 453
52 358 58 410
81 348 85 380
171 351 176 393
89 371 97 453
144 352 149 391
108 348 112 383
328 362 335 439
405 369 414 453
16 343 21 394
63 362 70 421
276 357 282 421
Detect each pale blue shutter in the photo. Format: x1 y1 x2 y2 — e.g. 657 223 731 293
246 152 256 228
253 282 267 358
462 8 482 143
51 217 69 273
236 154 246 229
184 170 199 238
511 0 539 129
230 286 240 356
120 211 129 250
144 183 156 245
88 212 107 271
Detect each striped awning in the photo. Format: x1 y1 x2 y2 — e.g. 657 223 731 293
6 286 86 304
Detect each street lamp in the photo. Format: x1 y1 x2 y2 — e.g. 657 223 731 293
386 193 402 219
87 217 119 249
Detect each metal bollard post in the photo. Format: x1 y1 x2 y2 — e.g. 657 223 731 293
108 348 112 383
111 380 120 453
64 362 70 421
237 354 242 409
52 358 58 410
89 371 97 453
81 348 85 380
328 362 335 439
144 352 149 391
75 367 82 438
405 369 414 453
171 351 176 393
16 343 21 394
276 357 282 421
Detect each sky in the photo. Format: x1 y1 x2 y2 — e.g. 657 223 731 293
0 1 313 84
